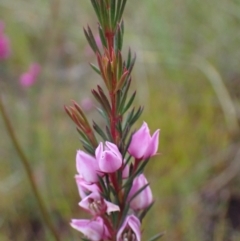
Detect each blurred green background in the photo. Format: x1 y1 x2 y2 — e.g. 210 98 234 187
1 0 240 240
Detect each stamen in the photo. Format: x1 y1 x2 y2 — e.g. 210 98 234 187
122 229 136 241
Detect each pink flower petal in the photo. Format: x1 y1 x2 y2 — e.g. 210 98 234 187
71 218 105 241
75 175 100 199
76 150 99 183
143 129 160 159
98 150 122 173
96 142 122 173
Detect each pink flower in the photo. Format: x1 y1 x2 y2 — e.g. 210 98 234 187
76 150 102 183
71 217 111 241
0 21 11 59
128 122 160 159
75 175 100 199
20 63 41 87
117 215 141 241
95 142 122 173
127 174 153 210
79 192 120 215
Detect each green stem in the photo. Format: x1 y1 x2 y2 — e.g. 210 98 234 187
0 94 60 241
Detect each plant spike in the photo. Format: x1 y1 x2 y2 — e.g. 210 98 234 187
67 1 161 240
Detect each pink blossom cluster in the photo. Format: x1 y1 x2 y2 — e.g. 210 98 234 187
71 122 160 241
0 21 11 60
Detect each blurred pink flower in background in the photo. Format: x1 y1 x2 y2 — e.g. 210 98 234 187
20 63 41 87
81 97 94 112
0 21 11 59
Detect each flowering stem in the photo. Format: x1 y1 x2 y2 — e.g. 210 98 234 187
106 31 118 144
0 94 61 241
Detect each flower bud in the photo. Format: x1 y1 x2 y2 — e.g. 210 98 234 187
128 122 159 159
95 142 122 173
117 215 141 241
128 174 153 210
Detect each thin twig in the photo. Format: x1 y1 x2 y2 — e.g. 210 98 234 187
0 94 60 241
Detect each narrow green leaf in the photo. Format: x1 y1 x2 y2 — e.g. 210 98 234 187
129 106 143 126
84 27 100 55
98 175 109 198
118 0 127 22
88 26 101 54
93 121 108 141
90 63 101 75
90 0 102 25
110 0 116 29
98 25 107 48
117 51 123 80
97 85 111 112
116 89 122 113
134 158 150 176
92 89 111 114
121 91 136 115
121 175 132 201
121 129 132 158
128 183 149 204
123 154 132 168
110 211 119 228
96 107 110 126
82 143 95 155
126 48 132 69
106 60 113 90
106 126 113 142
123 108 135 130
122 158 150 191
115 21 124 51
120 19 124 36
147 232 165 241
119 203 130 228
109 184 118 201
139 202 155 221
118 77 131 112
127 52 136 75
100 0 108 29
114 0 122 26
115 71 129 93
77 127 90 143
